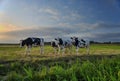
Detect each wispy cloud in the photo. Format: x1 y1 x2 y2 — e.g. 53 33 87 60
94 22 120 28
39 7 59 16
38 7 60 21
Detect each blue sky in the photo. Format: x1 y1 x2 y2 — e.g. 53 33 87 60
0 0 120 43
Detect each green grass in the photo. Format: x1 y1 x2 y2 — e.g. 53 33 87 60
0 44 120 61
0 55 120 81
0 44 120 81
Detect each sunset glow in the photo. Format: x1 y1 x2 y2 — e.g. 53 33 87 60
0 24 20 32
0 0 120 43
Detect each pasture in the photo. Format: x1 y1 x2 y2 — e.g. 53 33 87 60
0 44 120 81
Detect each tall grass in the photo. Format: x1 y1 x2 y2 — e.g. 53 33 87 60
0 55 120 81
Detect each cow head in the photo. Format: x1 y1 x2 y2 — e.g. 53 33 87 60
71 36 78 41
54 37 63 45
20 40 25 47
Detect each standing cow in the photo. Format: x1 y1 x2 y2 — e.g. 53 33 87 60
71 37 90 55
20 37 44 55
51 37 72 54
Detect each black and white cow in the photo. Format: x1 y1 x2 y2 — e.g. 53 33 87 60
20 37 44 55
71 37 90 55
51 37 72 54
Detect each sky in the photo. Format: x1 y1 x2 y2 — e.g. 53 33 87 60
0 0 120 43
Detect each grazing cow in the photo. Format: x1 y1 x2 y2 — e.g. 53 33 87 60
51 37 72 54
71 37 90 55
20 37 44 55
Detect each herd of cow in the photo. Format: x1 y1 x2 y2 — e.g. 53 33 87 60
20 37 90 55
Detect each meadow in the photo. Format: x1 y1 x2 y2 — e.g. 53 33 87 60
0 44 120 81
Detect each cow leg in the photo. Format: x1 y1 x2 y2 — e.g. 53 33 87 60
42 46 44 54
71 46 73 54
61 46 65 55
25 46 28 55
41 42 44 54
86 45 90 55
54 47 57 54
68 47 70 54
40 46 42 54
40 46 44 54
40 46 41 54
62 47 65 55
76 46 79 55
69 46 72 54
28 45 32 55
58 46 60 54
25 46 30 56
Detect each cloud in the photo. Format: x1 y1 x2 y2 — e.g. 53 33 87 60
90 32 120 41
38 7 60 21
1 22 120 43
0 23 19 32
94 22 120 28
38 7 59 16
91 23 120 35
0 22 93 43
0 23 33 32
62 12 84 22
38 7 84 22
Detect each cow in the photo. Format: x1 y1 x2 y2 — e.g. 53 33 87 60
20 37 44 55
51 37 72 54
71 37 90 55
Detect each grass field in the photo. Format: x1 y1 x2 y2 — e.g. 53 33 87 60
0 44 120 81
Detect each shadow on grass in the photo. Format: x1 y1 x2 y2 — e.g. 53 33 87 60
0 54 119 65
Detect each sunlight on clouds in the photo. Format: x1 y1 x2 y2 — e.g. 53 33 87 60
0 23 29 43
0 23 22 32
